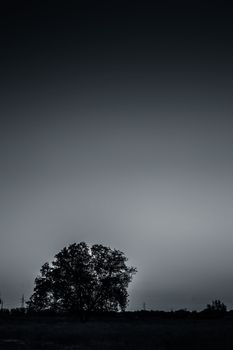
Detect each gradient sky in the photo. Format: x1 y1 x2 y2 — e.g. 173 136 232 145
1 0 233 310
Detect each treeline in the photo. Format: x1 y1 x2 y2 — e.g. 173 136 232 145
0 300 231 320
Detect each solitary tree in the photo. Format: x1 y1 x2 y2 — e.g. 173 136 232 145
28 242 137 314
206 300 227 314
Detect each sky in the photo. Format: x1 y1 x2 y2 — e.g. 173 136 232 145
0 0 233 310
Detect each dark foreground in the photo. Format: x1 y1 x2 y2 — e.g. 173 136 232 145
1 316 233 349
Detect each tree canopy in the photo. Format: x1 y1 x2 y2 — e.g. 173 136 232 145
205 300 227 315
28 242 137 313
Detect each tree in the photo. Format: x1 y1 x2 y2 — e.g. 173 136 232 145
28 242 137 313
206 299 227 314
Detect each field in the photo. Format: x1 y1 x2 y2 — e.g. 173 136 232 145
1 316 233 349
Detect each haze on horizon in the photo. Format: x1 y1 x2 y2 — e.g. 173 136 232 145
0 0 233 311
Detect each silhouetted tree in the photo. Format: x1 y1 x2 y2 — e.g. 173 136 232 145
201 299 227 318
206 299 227 313
28 242 137 314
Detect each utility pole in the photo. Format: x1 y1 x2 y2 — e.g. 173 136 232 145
21 294 25 309
143 302 146 311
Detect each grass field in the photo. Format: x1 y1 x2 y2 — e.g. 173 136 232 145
0 316 233 349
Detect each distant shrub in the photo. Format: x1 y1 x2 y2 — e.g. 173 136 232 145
0 308 10 317
201 300 227 318
10 307 26 316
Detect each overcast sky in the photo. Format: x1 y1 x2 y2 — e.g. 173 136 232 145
1 0 233 310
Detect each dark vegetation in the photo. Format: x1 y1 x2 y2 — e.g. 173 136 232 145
1 242 232 348
28 242 137 314
1 310 233 349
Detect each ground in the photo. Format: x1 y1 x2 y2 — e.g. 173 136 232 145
0 316 233 349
